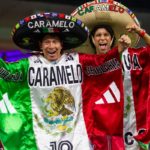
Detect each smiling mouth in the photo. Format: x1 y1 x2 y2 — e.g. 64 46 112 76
99 43 107 46
99 44 107 49
48 50 56 55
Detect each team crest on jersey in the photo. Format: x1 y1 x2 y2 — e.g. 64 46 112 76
34 87 75 135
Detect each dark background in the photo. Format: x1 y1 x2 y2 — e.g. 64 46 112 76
0 0 150 50
24 0 150 10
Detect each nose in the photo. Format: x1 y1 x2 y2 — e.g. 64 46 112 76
100 35 105 40
47 41 55 49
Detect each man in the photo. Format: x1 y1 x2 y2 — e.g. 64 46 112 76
0 12 130 150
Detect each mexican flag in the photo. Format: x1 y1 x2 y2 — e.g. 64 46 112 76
0 48 125 150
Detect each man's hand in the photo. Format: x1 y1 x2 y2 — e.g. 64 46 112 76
126 23 150 45
126 23 142 34
118 34 131 53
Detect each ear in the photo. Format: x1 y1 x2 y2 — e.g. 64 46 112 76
60 41 63 50
39 41 42 50
91 36 96 45
110 36 114 47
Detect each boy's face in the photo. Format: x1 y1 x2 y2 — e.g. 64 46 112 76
40 34 63 61
92 28 113 54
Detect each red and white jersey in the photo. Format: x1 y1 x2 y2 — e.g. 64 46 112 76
80 48 124 150
122 46 150 150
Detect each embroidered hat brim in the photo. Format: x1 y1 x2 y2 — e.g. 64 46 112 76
12 12 89 52
71 0 140 54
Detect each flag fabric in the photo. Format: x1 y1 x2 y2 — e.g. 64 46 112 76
0 59 37 150
0 48 125 150
80 50 125 149
122 46 150 150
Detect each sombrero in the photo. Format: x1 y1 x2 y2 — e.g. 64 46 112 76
12 12 89 52
71 0 140 54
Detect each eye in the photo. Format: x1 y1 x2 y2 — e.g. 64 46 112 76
104 33 111 37
43 40 50 44
95 33 101 37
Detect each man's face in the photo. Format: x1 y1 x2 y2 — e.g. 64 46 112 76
92 28 113 54
40 34 63 61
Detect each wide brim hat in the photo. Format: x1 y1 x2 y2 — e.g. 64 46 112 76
12 12 89 52
71 0 140 54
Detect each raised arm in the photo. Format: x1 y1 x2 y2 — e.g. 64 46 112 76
126 23 150 46
118 34 131 53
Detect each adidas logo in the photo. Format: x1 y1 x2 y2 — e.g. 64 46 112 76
33 29 41 33
63 28 70 32
34 58 43 64
0 93 17 114
95 81 120 104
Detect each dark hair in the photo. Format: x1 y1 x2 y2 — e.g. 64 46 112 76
89 24 116 49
